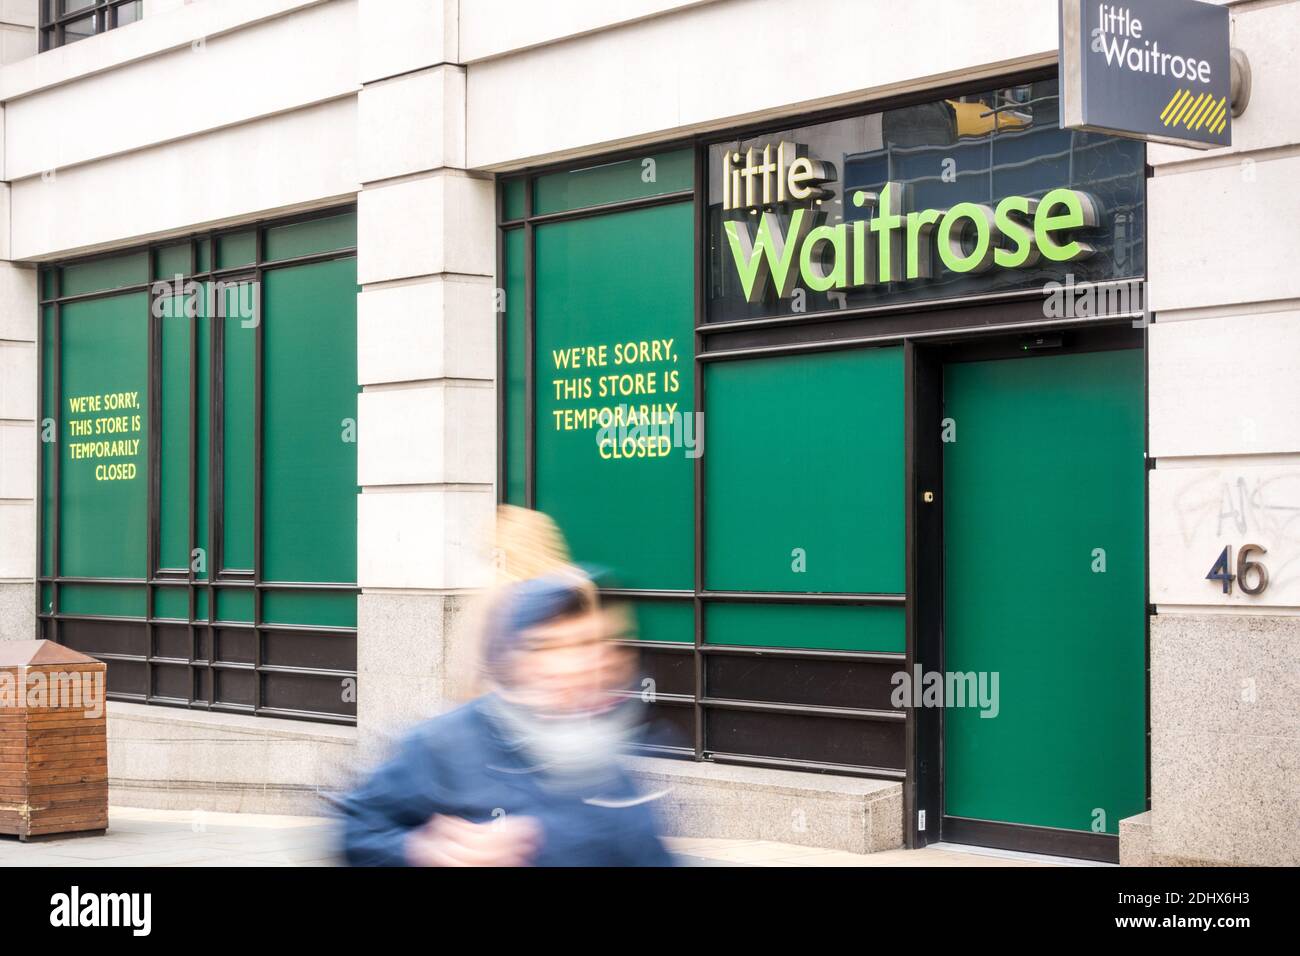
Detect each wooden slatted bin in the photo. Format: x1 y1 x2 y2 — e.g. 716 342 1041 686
0 640 108 840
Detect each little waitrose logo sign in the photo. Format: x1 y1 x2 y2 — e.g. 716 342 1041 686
1059 0 1231 149
720 142 1100 303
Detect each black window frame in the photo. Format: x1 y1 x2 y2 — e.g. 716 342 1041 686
40 0 142 53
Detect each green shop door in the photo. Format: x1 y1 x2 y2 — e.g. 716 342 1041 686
938 346 1146 861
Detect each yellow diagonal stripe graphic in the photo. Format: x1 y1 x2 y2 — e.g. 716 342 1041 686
1186 94 1213 130
1157 89 1228 138
1159 89 1185 124
1212 99 1229 134
1174 92 1204 128
1161 89 1189 126
1198 97 1225 132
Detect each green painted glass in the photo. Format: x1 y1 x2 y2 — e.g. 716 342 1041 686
264 212 357 262
533 149 692 216
195 588 210 621
216 231 256 269
159 300 190 570
59 584 146 618
534 203 694 588
705 347 904 593
262 258 358 585
222 283 256 572
503 227 526 505
40 583 53 615
154 587 189 621
263 591 357 629
215 588 254 623
196 239 212 273
502 178 526 220
58 292 149 580
705 603 904 652
630 599 693 644
942 349 1146 835
154 243 190 280
61 251 147 297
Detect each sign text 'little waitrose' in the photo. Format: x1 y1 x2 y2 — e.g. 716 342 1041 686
720 142 1101 302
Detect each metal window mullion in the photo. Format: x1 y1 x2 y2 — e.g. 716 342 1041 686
523 180 535 509
35 275 46 638
188 237 199 709
495 182 506 503
252 233 264 715
51 269 62 647
692 141 706 762
206 243 219 710
145 247 159 704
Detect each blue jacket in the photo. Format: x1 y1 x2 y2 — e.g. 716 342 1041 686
338 695 675 867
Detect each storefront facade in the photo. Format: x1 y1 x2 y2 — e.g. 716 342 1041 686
496 74 1150 860
0 0 1296 865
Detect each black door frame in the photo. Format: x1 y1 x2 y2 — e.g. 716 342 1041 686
909 322 1147 864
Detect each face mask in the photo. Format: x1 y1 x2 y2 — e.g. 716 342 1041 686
489 695 640 790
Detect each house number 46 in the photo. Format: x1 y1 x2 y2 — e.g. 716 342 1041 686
1205 544 1269 596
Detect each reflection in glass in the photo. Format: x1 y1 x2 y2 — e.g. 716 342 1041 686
62 14 96 43
707 79 1146 324
115 0 142 26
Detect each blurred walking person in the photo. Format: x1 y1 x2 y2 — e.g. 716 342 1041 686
337 563 673 867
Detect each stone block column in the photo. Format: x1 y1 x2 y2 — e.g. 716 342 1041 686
0 99 40 641
354 0 496 753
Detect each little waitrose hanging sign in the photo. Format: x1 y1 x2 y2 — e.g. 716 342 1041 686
1059 0 1232 149
720 142 1101 304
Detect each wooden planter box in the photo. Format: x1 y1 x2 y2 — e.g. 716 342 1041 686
0 641 108 840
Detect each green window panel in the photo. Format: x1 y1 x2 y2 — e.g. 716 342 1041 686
705 602 904 653
263 591 357 629
194 588 210 622
533 148 693 216
215 588 254 623
158 300 190 570
534 202 695 589
58 292 149 580
942 349 1146 834
501 178 526 221
215 231 256 269
40 583 53 615
154 243 190 280
153 587 190 621
222 283 256 572
40 267 56 300
503 227 526 506
60 250 147 297
704 347 904 594
263 212 357 262
262 258 358 585
630 599 693 644
59 584 147 618
196 238 212 273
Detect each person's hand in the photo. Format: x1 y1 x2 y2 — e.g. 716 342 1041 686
404 813 541 867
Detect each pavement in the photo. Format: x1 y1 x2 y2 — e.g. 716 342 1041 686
0 806 1089 867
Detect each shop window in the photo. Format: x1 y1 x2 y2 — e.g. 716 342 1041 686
40 0 142 52
37 210 359 724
